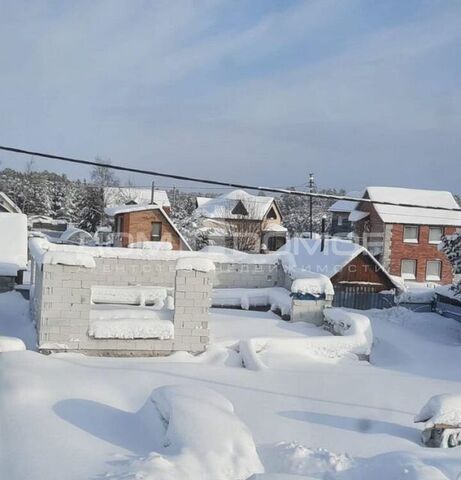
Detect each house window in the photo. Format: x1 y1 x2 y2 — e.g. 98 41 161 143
267 236 286 251
151 222 162 241
426 260 442 281
403 225 419 243
401 259 417 280
429 227 443 244
337 215 344 226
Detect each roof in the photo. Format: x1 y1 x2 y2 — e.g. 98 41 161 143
0 192 21 214
104 187 171 209
328 191 363 213
195 189 276 221
358 186 461 226
278 237 400 289
104 204 192 251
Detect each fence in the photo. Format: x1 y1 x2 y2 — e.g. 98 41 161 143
332 286 395 310
435 294 461 322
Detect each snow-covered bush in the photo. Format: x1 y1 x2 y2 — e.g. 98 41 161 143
112 385 263 480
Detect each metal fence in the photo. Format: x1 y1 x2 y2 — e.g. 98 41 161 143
435 296 461 322
332 286 395 310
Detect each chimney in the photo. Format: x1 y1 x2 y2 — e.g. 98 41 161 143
150 180 155 204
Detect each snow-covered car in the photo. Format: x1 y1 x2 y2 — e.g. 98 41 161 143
415 394 461 448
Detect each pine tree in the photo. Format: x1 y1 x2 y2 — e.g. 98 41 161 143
441 233 461 294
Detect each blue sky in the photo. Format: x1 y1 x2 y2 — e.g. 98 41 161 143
0 0 460 193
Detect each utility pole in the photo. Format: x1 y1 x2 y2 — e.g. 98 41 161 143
308 173 315 238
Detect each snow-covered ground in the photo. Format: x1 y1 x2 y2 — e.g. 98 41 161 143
1 292 461 479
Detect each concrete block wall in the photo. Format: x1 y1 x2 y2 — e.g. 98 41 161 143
173 269 213 353
213 262 278 288
291 295 334 326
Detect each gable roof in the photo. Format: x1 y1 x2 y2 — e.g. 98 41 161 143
359 186 461 226
104 204 191 251
195 189 277 221
104 187 171 209
0 192 21 214
278 237 401 289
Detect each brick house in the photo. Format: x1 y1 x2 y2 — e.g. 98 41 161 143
105 204 190 250
194 189 287 253
104 187 171 214
349 187 461 285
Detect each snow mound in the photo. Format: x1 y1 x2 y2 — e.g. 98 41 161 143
261 444 448 480
42 250 96 268
113 385 263 480
0 335 26 353
176 257 215 273
128 241 173 251
291 274 334 298
415 393 461 428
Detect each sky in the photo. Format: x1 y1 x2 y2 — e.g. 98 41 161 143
0 0 460 193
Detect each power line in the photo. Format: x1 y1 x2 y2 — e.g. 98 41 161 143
0 145 460 213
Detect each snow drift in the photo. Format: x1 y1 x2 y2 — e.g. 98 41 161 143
0 336 26 353
112 385 263 480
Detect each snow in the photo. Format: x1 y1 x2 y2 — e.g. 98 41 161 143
110 385 263 480
291 274 334 298
2 292 461 479
397 284 437 303
195 189 275 221
175 257 215 273
42 250 96 268
262 223 288 232
104 187 171 209
89 306 174 339
0 213 28 276
91 286 169 308
328 191 364 214
436 285 461 301
128 241 173 251
348 210 369 222
361 186 461 226
0 335 26 352
415 394 461 427
212 287 292 316
58 227 94 244
104 203 162 216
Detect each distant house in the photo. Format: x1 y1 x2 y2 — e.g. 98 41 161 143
279 237 400 293
0 192 21 213
194 189 287 253
349 187 461 284
328 191 362 238
105 204 190 250
104 187 171 214
28 215 69 240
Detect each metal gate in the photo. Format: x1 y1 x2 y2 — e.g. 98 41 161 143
332 285 395 310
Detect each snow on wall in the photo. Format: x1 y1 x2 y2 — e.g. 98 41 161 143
0 335 26 353
212 287 291 316
112 385 264 480
91 285 169 309
175 257 216 273
291 274 334 298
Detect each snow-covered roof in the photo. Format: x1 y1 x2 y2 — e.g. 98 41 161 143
263 223 287 232
328 191 363 213
0 213 28 276
0 192 21 214
195 190 276 221
359 186 461 226
104 187 171 209
278 237 400 289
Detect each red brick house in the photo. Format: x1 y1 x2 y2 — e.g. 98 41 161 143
350 187 461 285
105 204 190 250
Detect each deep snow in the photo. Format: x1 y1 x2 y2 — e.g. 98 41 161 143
1 292 461 479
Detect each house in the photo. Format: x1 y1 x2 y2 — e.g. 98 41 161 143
194 189 287 253
349 187 461 284
104 187 171 214
0 213 28 291
0 192 21 213
328 191 362 238
28 215 69 240
279 237 400 293
105 204 191 250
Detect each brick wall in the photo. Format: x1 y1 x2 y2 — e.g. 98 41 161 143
117 209 183 249
389 224 456 284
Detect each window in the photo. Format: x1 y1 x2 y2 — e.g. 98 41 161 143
426 260 442 281
403 225 419 243
151 222 162 241
429 227 443 244
401 259 417 280
267 236 286 251
337 214 344 226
